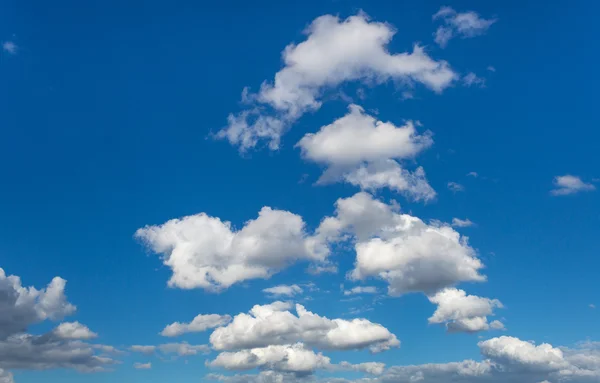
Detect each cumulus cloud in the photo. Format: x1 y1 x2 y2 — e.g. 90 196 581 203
135 207 328 291
161 314 232 337
209 301 399 353
451 218 475 228
0 369 12 383
52 321 98 340
433 7 497 48
428 288 503 333
263 284 304 297
315 192 485 295
209 343 330 373
218 13 457 151
479 336 569 372
133 362 151 369
297 105 436 201
0 268 76 340
550 175 596 196
338 361 386 375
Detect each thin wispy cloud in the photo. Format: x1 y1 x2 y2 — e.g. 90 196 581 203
550 175 595 196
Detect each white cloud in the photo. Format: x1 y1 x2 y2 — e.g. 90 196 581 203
218 13 457 151
129 345 156 354
316 192 485 295
157 342 211 356
467 171 479 177
433 7 497 48
0 369 12 383
209 343 330 373
0 268 76 340
447 181 465 192
135 207 328 291
479 336 569 372
53 322 98 340
428 288 503 333
134 362 152 369
343 286 378 296
451 218 475 228
590 304 596 309
2 41 17 55
161 314 232 337
209 301 399 353
296 105 436 201
263 284 304 297
338 361 386 375
550 175 595 196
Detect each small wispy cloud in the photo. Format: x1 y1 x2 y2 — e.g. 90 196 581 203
134 362 152 369
467 171 479 177
263 284 303 297
2 41 17 55
451 218 475 228
590 304 596 309
463 72 486 88
447 181 465 192
550 175 595 196
433 7 497 48
343 286 378 296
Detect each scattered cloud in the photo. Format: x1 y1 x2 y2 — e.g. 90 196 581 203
463 72 486 87
447 181 465 192
218 13 457 151
343 286 378 296
133 362 151 369
433 7 497 48
161 314 232 337
550 175 596 196
52 321 98 340
487 66 496 72
467 171 479 177
590 304 596 309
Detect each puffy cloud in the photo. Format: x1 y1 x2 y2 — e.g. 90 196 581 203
479 336 570 372
263 284 304 298
428 288 503 333
433 7 497 48
209 343 330 373
338 361 386 375
52 321 98 340
0 369 12 383
447 181 465 192
0 333 116 372
343 286 378 296
135 207 327 291
297 105 435 201
161 314 232 337
550 175 596 196
451 218 475 228
0 268 76 340
133 362 152 369
316 192 485 295
209 301 399 353
218 13 457 151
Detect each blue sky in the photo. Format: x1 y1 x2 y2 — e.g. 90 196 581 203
0 1 599 383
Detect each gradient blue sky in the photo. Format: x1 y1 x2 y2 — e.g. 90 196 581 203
0 1 599 383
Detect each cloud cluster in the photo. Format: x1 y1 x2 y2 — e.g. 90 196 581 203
209 301 399 353
433 7 496 48
315 192 485 295
218 13 456 151
297 105 436 201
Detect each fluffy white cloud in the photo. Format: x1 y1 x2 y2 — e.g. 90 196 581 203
135 207 327 291
0 268 76 339
161 314 232 337
133 362 152 369
550 175 596 196
433 7 497 48
343 286 378 296
209 301 399 353
52 321 98 340
0 369 12 383
316 192 485 295
263 284 304 297
479 336 569 372
297 105 435 201
338 361 386 375
428 288 503 333
218 13 457 151
451 218 475 228
209 343 330 373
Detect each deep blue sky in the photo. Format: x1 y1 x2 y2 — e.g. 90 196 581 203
0 1 598 382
